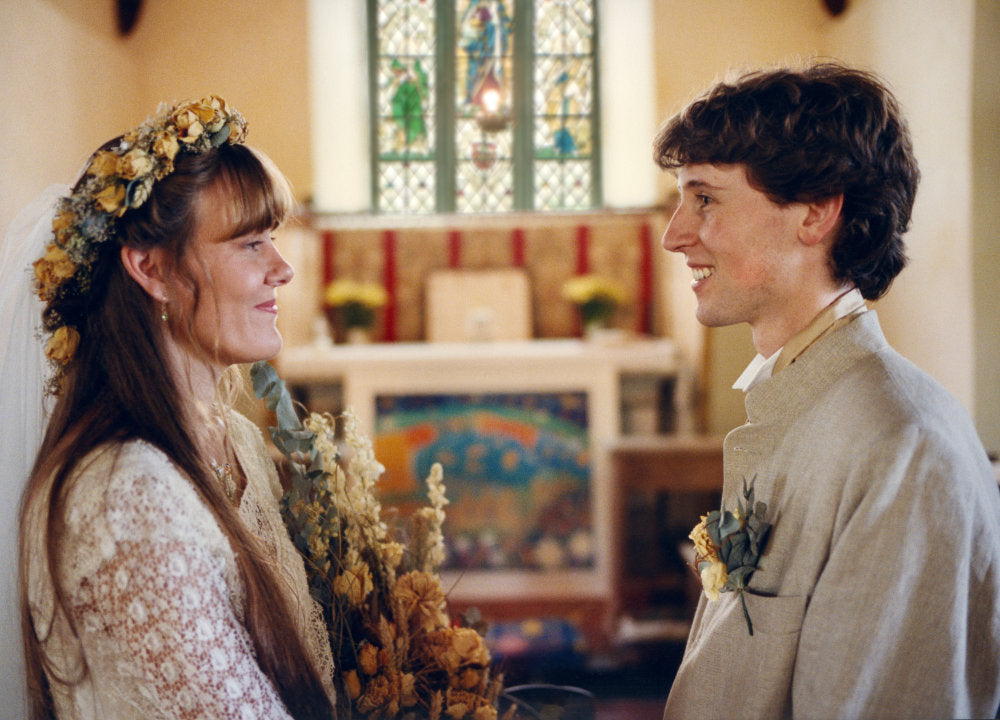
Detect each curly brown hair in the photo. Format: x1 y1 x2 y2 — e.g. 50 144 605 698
653 62 920 300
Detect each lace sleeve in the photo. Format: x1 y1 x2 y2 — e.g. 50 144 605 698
58 443 294 720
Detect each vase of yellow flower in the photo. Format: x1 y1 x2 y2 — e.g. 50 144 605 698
323 278 388 343
561 274 626 337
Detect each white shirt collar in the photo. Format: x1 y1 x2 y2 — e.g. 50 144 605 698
732 349 781 392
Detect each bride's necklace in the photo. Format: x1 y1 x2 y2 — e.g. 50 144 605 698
210 458 238 503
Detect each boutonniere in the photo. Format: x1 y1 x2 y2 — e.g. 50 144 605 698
688 478 771 635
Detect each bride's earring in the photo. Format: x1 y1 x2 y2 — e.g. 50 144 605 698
160 297 169 323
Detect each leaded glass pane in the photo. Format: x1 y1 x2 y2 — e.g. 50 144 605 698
379 160 437 213
535 159 592 210
375 0 436 213
532 0 595 209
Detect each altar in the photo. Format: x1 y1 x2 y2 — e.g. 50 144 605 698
277 337 695 645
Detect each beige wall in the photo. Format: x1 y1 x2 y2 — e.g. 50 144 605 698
0 0 312 237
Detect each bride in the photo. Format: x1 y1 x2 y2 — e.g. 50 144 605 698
11 96 335 719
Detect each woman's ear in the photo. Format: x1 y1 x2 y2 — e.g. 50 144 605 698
798 194 844 247
120 245 170 301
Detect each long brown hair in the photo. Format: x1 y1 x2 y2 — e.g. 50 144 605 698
19 143 333 719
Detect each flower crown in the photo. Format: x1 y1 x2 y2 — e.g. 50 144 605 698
32 95 248 367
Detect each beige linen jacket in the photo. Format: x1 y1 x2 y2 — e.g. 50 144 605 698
664 312 1000 720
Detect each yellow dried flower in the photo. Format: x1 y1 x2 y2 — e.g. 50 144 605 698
396 571 449 633
358 642 380 676
333 563 373 606
51 210 75 244
343 669 362 700
171 104 205 144
117 148 152 180
451 627 490 667
94 182 126 216
689 514 717 561
459 668 481 690
700 558 728 601
33 244 76 300
380 541 405 571
473 706 498 720
400 673 417 707
45 326 80 366
357 673 394 714
87 150 120 178
152 130 180 161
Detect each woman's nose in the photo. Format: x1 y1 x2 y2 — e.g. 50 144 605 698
267 246 294 287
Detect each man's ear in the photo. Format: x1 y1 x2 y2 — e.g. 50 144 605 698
120 245 170 301
798 194 844 247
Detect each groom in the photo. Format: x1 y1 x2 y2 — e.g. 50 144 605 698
655 62 1000 718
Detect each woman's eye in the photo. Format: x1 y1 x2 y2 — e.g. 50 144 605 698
244 239 264 251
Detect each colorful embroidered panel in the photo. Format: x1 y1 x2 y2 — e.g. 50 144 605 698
372 0 598 213
374 391 594 572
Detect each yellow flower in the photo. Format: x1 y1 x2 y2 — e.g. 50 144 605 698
452 627 490 667
117 148 153 180
561 274 626 305
343 669 362 700
51 209 76 244
473 706 498 720
45 326 80 366
700 558 728 601
171 104 205 144
358 642 381 676
396 570 449 633
323 279 388 308
152 130 180 161
33 243 76 300
94 182 126 216
357 673 394 714
198 94 230 133
400 673 417 707
688 514 717 561
87 150 120 178
380 541 405 571
459 668 481 690
333 563 373 605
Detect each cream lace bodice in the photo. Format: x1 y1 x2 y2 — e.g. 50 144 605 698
25 411 335 719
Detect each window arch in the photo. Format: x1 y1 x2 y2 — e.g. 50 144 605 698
369 0 601 214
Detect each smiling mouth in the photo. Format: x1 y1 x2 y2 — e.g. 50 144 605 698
691 266 715 284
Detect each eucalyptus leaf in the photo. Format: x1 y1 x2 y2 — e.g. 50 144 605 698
718 510 741 539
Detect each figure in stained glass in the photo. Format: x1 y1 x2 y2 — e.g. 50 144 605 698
389 58 429 151
551 71 579 156
459 0 512 109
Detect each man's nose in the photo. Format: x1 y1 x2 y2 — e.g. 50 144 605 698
661 203 696 253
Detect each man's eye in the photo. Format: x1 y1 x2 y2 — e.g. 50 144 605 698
696 194 712 207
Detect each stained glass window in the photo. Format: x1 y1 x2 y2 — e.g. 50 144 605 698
370 0 599 213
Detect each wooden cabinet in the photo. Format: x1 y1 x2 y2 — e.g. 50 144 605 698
608 436 724 642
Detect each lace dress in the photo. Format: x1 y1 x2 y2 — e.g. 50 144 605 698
24 411 335 719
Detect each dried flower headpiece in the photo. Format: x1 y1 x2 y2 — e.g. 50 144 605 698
32 94 248 369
